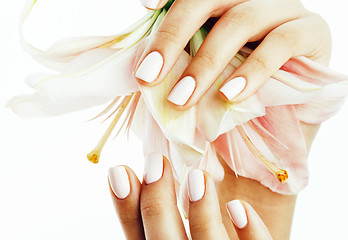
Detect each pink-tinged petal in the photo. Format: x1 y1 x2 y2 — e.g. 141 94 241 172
214 106 309 195
35 47 139 99
199 144 225 182
8 94 111 118
294 83 348 124
132 98 170 158
281 56 348 84
269 57 348 124
197 61 265 142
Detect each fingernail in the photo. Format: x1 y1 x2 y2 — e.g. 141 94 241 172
167 76 196 106
135 51 163 83
140 0 159 9
219 77 246 101
188 169 205 202
144 153 164 184
108 166 130 199
226 200 248 229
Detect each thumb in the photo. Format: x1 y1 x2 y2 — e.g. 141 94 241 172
140 0 170 10
226 200 273 240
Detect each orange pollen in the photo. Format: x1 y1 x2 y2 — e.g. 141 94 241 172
87 152 99 164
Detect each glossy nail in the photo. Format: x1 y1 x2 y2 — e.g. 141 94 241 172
188 169 205 202
144 153 164 184
226 200 248 229
167 76 196 106
108 166 130 199
219 77 246 101
135 51 163 83
140 0 159 9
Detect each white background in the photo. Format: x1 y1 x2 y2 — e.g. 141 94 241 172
1 0 347 239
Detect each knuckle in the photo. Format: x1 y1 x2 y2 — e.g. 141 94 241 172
195 52 220 68
118 211 139 226
140 199 167 218
248 54 269 72
155 23 182 44
190 217 214 234
221 4 257 29
270 27 297 47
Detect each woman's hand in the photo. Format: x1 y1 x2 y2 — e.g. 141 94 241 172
134 0 331 109
108 153 273 239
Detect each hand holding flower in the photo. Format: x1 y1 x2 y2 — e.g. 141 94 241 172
136 0 331 109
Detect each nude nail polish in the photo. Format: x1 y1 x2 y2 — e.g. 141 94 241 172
135 51 163 83
167 76 196 106
140 0 159 9
108 166 130 199
144 152 164 184
219 77 246 101
226 200 248 229
188 169 205 202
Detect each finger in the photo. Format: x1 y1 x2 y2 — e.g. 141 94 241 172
220 14 331 102
140 153 188 239
188 169 229 240
167 0 304 108
108 166 145 240
226 200 273 240
134 0 215 85
140 0 169 10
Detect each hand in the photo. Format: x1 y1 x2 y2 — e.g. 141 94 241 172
108 153 273 239
134 0 331 109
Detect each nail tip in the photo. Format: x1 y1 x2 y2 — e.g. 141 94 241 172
144 152 164 185
226 199 248 229
188 169 205 202
140 0 158 9
135 51 163 83
109 166 130 199
167 76 196 106
219 77 247 101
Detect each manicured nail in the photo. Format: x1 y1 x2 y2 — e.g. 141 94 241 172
167 76 196 106
219 77 246 101
226 200 248 229
140 0 159 9
135 51 163 83
108 166 130 199
144 153 164 184
188 169 205 202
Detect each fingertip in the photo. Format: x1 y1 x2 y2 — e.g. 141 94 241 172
134 51 164 84
219 76 247 102
226 200 273 239
108 165 131 199
226 199 248 229
144 152 164 185
140 0 168 10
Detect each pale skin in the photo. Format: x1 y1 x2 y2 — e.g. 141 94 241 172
120 0 331 238
109 158 275 239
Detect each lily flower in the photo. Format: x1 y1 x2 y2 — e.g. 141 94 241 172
10 0 348 197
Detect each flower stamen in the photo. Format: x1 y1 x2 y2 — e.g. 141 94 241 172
87 94 134 164
236 125 288 183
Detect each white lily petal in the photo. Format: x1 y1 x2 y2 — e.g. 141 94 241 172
8 94 111 118
46 36 118 57
19 0 156 71
25 72 56 89
140 50 196 145
35 47 139 98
